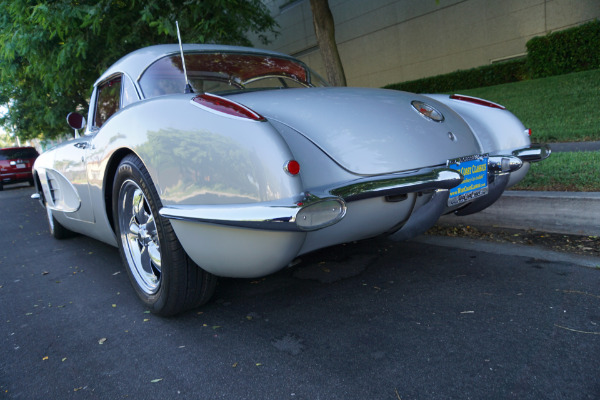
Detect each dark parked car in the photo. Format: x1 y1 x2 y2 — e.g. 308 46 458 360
0 146 39 190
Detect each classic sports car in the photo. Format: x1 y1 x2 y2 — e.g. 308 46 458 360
32 44 550 315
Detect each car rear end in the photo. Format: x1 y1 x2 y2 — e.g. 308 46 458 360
0 147 39 190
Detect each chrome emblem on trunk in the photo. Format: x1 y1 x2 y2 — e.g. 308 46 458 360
411 101 444 122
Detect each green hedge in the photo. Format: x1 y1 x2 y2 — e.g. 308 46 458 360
384 19 600 93
383 59 527 93
527 20 600 78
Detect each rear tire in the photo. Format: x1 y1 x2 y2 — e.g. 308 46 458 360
112 154 217 316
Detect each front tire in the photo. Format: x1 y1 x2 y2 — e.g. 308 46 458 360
113 154 217 316
45 202 75 239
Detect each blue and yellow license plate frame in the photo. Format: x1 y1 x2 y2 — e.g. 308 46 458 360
447 154 489 206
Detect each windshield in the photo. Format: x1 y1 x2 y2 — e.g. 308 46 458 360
139 52 329 99
0 147 39 160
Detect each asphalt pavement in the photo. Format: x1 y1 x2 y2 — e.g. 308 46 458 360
1 180 600 400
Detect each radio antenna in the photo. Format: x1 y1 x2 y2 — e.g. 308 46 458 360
176 21 194 94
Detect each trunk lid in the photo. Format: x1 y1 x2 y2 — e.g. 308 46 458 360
230 87 482 175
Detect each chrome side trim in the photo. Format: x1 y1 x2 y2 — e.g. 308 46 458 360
39 168 82 213
512 144 551 162
329 168 463 202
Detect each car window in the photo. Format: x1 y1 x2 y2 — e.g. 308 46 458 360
94 76 122 128
139 52 329 99
244 76 307 89
121 74 139 108
0 147 39 160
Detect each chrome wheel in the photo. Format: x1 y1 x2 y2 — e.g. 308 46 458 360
118 179 162 295
113 154 217 315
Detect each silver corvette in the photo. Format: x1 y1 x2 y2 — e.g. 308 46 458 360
32 44 550 315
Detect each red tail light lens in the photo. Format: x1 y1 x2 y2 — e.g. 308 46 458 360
192 93 264 121
450 94 506 110
284 160 300 176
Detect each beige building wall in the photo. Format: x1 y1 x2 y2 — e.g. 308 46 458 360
255 0 600 87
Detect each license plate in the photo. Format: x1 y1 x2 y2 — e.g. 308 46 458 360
447 154 488 206
16 163 26 168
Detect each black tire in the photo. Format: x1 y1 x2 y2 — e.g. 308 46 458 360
45 202 75 239
112 154 217 316
0 182 3 191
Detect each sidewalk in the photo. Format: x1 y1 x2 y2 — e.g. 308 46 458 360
548 141 600 152
438 191 600 236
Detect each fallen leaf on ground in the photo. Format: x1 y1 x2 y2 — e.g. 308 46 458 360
150 379 163 383
98 338 107 345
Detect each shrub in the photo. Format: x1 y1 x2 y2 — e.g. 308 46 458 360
383 59 527 93
384 20 600 93
527 20 600 78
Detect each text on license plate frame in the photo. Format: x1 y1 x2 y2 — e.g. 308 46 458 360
447 154 489 206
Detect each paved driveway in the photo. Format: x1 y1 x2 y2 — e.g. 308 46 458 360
2 184 599 399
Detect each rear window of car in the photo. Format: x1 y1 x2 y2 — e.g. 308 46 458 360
139 52 328 99
0 147 39 160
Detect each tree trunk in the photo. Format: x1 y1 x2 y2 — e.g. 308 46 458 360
309 0 347 86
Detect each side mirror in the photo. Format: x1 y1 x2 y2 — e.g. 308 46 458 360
67 112 86 138
67 112 86 130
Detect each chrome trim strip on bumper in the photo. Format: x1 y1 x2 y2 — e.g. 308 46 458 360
512 144 551 162
160 201 306 232
488 155 523 174
329 168 463 202
160 194 347 232
159 167 465 231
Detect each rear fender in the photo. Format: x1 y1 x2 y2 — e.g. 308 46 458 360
424 94 531 154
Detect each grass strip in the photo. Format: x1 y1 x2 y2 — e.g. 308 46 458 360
455 69 600 143
511 151 600 192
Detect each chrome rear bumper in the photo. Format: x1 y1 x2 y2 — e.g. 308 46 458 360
159 144 551 233
159 167 463 232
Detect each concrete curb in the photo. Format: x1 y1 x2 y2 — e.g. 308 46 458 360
438 191 600 236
